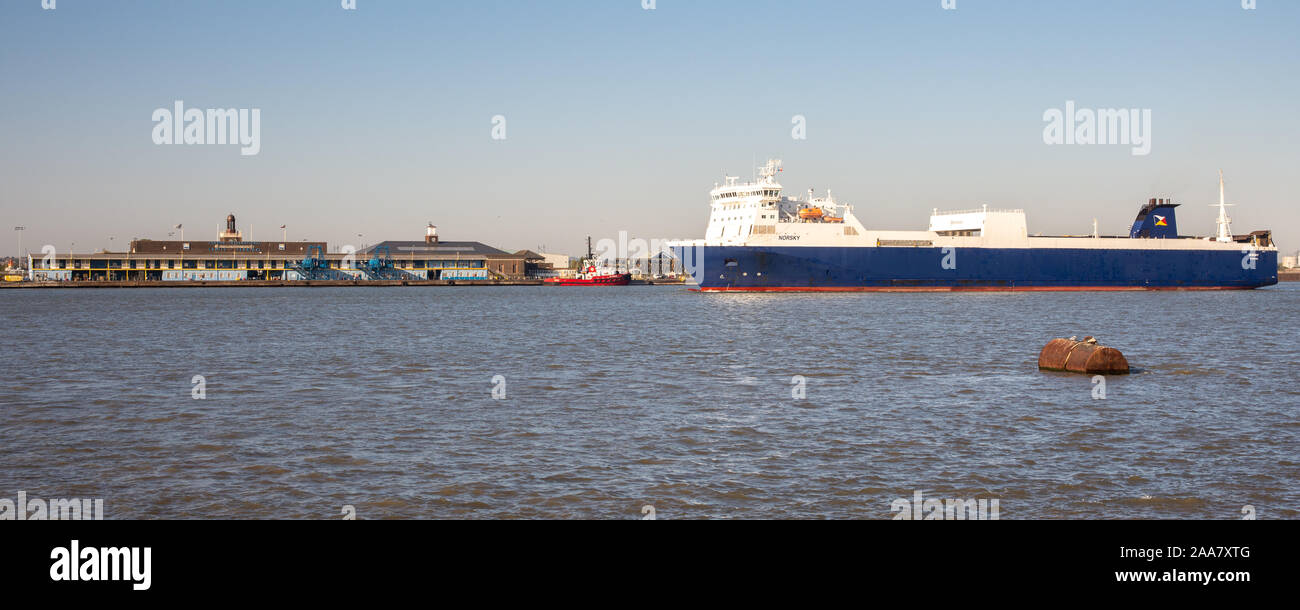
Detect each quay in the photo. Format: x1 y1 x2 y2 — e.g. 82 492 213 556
1 278 543 289
0 278 685 289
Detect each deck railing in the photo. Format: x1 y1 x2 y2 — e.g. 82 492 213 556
931 208 1024 216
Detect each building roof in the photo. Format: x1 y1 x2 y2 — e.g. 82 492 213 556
358 240 510 257
129 239 326 256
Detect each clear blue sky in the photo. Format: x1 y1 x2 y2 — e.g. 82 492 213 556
2 0 1297 257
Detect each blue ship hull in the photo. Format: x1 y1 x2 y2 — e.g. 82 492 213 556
672 245 1278 291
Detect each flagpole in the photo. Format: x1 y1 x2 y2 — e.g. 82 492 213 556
177 225 184 278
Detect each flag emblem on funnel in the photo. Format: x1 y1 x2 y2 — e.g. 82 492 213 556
1154 215 1168 226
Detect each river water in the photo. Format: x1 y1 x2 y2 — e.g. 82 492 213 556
3 284 1297 519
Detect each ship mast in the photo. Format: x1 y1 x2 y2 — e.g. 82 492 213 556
1213 169 1235 242
757 158 781 183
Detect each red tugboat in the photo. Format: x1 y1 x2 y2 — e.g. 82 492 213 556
544 237 632 286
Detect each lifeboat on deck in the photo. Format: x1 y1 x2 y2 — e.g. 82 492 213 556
798 207 824 221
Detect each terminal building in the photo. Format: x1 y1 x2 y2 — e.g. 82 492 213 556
29 215 528 282
358 228 527 280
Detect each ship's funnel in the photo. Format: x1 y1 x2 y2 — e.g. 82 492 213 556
1130 199 1179 239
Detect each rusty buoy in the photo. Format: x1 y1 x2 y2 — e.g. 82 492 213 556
1038 336 1130 375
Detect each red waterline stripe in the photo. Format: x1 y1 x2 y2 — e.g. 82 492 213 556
693 285 1256 293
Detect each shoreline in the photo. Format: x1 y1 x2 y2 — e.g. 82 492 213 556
3 274 1291 289
0 278 689 289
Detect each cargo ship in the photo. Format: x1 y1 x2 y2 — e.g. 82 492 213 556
670 161 1277 291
